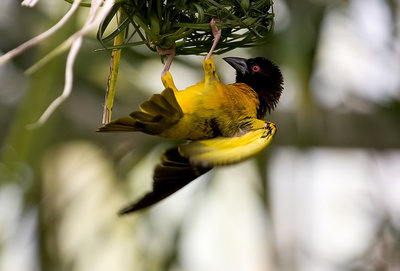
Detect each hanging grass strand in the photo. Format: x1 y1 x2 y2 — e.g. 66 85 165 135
102 7 126 124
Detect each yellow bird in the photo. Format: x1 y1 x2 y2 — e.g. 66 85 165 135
98 20 283 214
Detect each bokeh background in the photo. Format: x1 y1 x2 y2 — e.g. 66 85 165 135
1 0 400 270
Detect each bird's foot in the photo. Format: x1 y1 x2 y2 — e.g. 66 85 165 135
210 18 221 40
205 18 221 60
158 45 176 77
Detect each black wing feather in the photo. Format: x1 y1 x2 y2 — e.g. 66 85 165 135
118 147 211 215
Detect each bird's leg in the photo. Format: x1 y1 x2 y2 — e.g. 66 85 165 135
205 18 222 60
157 44 176 77
157 45 178 91
203 19 221 83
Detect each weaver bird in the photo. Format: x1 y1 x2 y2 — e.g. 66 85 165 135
98 19 283 214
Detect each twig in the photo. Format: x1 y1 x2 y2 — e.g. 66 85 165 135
27 0 115 128
25 40 72 75
27 37 83 129
21 0 41 7
0 0 82 65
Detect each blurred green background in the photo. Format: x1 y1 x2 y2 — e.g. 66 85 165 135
1 0 400 271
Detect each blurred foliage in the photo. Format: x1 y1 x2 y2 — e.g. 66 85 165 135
348 216 400 271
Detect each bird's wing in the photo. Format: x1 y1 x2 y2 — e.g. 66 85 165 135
97 87 183 134
179 121 276 167
118 147 211 214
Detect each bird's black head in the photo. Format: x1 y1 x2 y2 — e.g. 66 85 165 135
223 57 283 118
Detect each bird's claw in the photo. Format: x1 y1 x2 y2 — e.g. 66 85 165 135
206 18 221 60
158 45 176 77
157 44 176 56
210 18 221 41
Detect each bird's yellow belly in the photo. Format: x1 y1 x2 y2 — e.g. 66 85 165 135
159 81 257 140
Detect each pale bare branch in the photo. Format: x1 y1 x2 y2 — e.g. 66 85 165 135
0 0 82 65
27 0 115 128
21 0 41 7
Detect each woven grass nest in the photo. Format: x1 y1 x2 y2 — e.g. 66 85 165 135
98 0 275 55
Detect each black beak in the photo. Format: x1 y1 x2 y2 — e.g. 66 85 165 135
223 57 249 75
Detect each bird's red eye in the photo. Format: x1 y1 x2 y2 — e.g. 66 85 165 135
252 65 260 72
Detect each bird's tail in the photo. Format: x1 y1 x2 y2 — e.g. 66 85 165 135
97 88 183 135
118 147 211 215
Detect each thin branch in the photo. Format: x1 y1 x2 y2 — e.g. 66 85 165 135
27 0 115 128
26 0 116 75
27 37 83 129
21 0 41 7
0 0 82 65
25 40 72 75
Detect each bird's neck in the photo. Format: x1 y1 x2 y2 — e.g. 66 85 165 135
244 80 282 119
235 74 283 119
256 90 282 119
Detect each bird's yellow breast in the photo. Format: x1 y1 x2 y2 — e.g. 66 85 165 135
159 80 260 140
